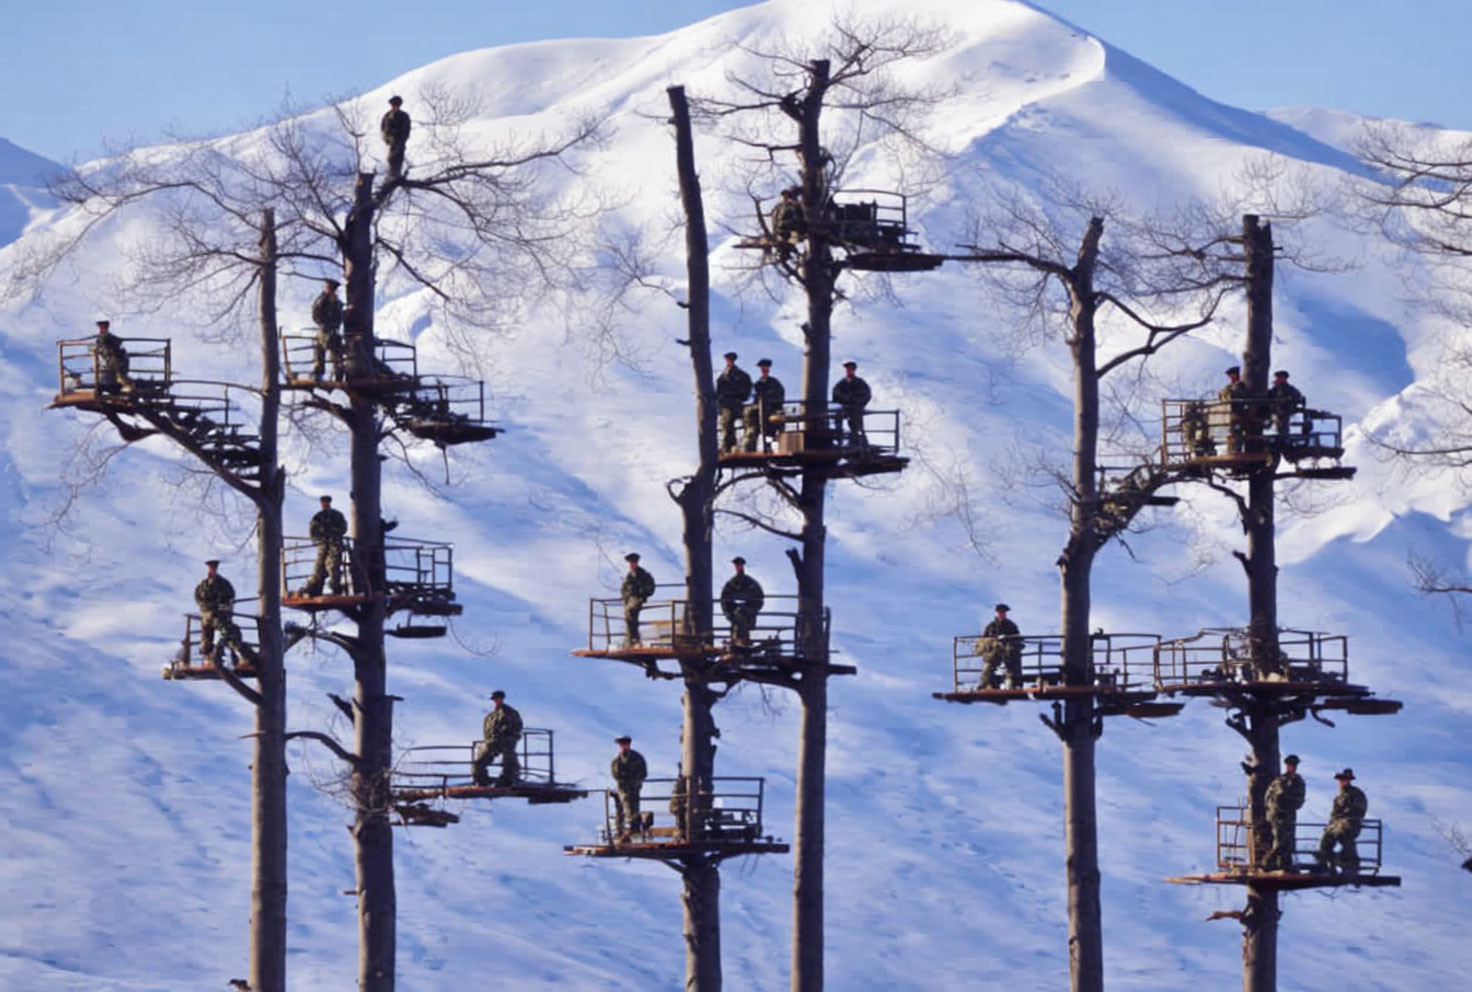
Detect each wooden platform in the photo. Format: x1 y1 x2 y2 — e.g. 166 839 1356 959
573 647 856 680
717 448 909 478
162 662 258 681
393 783 588 805
282 592 368 611
934 685 1180 720
1166 870 1401 891
844 250 944 272
564 838 790 860
1160 678 1381 700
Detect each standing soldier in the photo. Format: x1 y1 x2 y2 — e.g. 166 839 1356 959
744 358 786 452
620 552 656 647
1217 365 1253 453
1180 400 1214 458
610 735 648 842
978 602 1023 690
302 495 349 596
92 319 133 392
310 278 344 383
381 95 411 179
470 690 523 787
1316 768 1368 873
1266 369 1305 436
720 556 765 647
716 351 752 453
1263 754 1306 870
194 559 256 667
770 187 806 246
831 359 872 444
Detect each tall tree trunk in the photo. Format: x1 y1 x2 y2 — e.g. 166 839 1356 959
790 58 834 992
1059 218 1106 992
669 84 723 992
250 209 289 992
1239 215 1280 992
344 173 396 992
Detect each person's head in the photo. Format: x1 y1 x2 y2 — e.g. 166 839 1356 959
96 319 110 335
1225 365 1241 382
723 350 737 368
757 358 772 377
843 360 858 379
205 558 220 576
388 95 403 109
782 187 798 200
994 602 1010 619
731 555 746 574
624 552 641 571
1334 768 1355 788
1273 370 1290 384
325 278 340 293
320 495 333 509
1284 754 1300 772
615 735 632 751
490 689 506 708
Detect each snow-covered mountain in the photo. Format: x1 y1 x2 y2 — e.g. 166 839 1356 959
2 1 1468 990
0 137 59 248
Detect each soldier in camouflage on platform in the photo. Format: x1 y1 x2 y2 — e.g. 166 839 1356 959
1218 365 1254 453
978 602 1023 689
720 556 765 648
770 187 806 252
310 278 344 382
1266 369 1305 436
716 351 752 453
471 690 523 787
744 358 785 452
831 360 872 444
610 735 648 842
1180 400 1214 457
302 495 348 595
381 96 411 179
621 552 656 647
194 559 257 667
1316 768 1368 873
92 320 133 392
1263 753 1306 870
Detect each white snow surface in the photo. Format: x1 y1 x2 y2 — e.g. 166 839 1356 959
1 1 1469 989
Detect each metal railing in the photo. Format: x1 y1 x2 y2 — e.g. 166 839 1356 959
593 776 769 845
280 330 419 385
1154 628 1350 689
949 632 1161 693
282 537 360 596
168 606 261 668
392 730 560 793
383 538 455 605
586 591 829 658
392 374 491 429
1160 398 1346 467
1214 803 1384 874
729 400 901 458
825 189 921 253
56 337 171 396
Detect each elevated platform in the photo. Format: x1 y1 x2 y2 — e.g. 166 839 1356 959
718 403 906 479
1171 804 1398 890
938 632 1172 716
1160 399 1354 480
160 609 261 681
281 536 462 624
567 776 786 862
736 188 944 272
396 782 587 805
162 661 258 681
565 837 791 859
1165 870 1401 891
389 732 585 825
282 592 369 611
933 685 1181 718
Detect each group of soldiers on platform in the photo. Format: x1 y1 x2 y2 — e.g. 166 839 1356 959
1264 755 1371 874
620 552 766 649
715 351 873 454
1182 366 1309 457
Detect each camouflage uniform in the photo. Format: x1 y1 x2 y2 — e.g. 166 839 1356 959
744 373 786 452
720 572 765 647
771 192 805 243
1217 379 1253 453
381 105 411 177
1180 401 1214 457
310 290 345 381
610 747 648 839
1317 782 1368 873
716 362 753 452
831 373 872 443
194 572 255 666
94 329 132 391
978 616 1022 689
621 564 656 646
471 703 523 786
1266 380 1305 436
1263 769 1305 870
305 505 349 595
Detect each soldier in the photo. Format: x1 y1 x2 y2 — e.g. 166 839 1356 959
1266 369 1305 436
1316 768 1368 873
621 552 656 647
1180 400 1215 457
92 319 133 392
669 765 689 841
831 360 872 444
302 495 349 595
470 690 523 787
1217 365 1254 453
720 556 765 647
744 358 786 452
1263 754 1306 870
194 559 256 667
381 95 411 178
716 351 752 453
310 278 345 382
610 735 648 842
978 602 1023 690
770 187 806 245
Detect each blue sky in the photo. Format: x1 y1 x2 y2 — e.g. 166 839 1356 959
4 0 1468 163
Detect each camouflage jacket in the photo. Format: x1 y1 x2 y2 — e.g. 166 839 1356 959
716 365 752 409
751 375 785 412
1217 380 1250 405
483 703 523 744
1329 784 1367 824
1264 772 1305 815
982 617 1019 640
621 566 655 603
311 291 344 332
771 199 804 234
381 109 411 146
832 375 871 409
94 331 129 370
610 749 648 788
1267 382 1304 410
194 574 237 613
720 572 765 614
310 507 348 543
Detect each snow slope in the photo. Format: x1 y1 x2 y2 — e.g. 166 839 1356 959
1 1 1469 989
